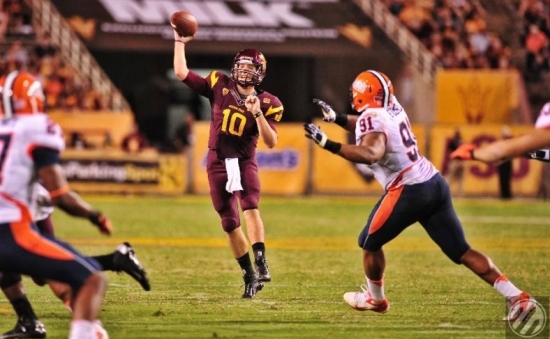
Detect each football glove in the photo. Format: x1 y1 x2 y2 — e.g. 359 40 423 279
89 211 113 235
312 98 348 126
525 149 550 162
313 98 336 122
304 123 341 154
450 143 477 160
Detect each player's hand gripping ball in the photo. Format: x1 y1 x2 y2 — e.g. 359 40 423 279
170 11 198 37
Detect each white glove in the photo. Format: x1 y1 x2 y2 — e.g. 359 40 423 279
304 123 327 147
303 123 342 154
313 98 337 123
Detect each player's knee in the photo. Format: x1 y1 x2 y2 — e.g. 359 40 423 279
358 229 373 249
445 245 470 264
358 233 366 248
31 276 47 286
221 216 240 233
0 272 22 289
240 197 258 211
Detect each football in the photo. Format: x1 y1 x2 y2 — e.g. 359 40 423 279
170 11 198 37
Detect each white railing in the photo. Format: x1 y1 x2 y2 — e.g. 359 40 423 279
353 0 440 84
29 0 130 111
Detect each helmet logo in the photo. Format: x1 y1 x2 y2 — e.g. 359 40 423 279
350 70 394 112
353 80 367 94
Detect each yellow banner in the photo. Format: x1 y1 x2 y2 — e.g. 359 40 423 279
61 149 187 194
430 125 542 196
192 122 309 195
49 110 134 147
436 70 520 124
311 120 426 194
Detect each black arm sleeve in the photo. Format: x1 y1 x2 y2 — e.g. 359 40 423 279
32 147 60 170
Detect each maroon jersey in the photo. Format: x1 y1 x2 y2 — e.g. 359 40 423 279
183 71 283 159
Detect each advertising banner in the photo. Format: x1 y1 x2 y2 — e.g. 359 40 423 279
435 70 520 124
61 150 187 194
192 122 308 195
311 120 426 195
60 122 544 197
50 0 374 55
430 125 543 197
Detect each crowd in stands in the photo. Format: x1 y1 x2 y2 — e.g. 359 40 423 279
386 0 513 70
0 0 112 112
518 0 550 81
386 0 550 82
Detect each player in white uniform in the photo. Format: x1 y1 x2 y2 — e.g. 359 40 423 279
451 101 550 163
305 70 535 321
1 182 151 338
0 71 110 339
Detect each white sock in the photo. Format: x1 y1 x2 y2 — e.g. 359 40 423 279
493 275 522 299
94 320 109 339
69 320 95 339
366 275 385 300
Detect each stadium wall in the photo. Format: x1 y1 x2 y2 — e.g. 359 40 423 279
57 120 543 198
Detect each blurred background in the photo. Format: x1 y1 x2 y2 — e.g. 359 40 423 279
5 0 550 198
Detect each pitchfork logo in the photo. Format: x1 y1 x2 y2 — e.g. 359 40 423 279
506 297 548 338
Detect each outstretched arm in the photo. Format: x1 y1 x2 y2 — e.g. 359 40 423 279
304 124 385 165
474 128 550 162
173 30 195 81
451 128 550 163
38 164 112 236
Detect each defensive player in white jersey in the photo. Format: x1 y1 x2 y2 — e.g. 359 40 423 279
1 183 151 339
451 101 550 163
0 71 110 339
304 70 535 321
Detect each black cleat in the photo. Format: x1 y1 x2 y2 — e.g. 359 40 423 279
241 273 264 299
255 258 271 282
1 318 46 339
113 242 151 291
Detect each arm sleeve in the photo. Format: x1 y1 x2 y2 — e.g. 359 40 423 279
183 70 214 97
262 95 284 132
32 147 60 169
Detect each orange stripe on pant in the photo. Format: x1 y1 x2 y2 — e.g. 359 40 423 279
2 192 74 260
368 186 404 235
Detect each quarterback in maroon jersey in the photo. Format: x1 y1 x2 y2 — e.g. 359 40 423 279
173 30 283 298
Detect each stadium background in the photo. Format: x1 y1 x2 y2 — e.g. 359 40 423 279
8 0 549 198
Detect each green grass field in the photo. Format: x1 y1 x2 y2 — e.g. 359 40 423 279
0 195 548 339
